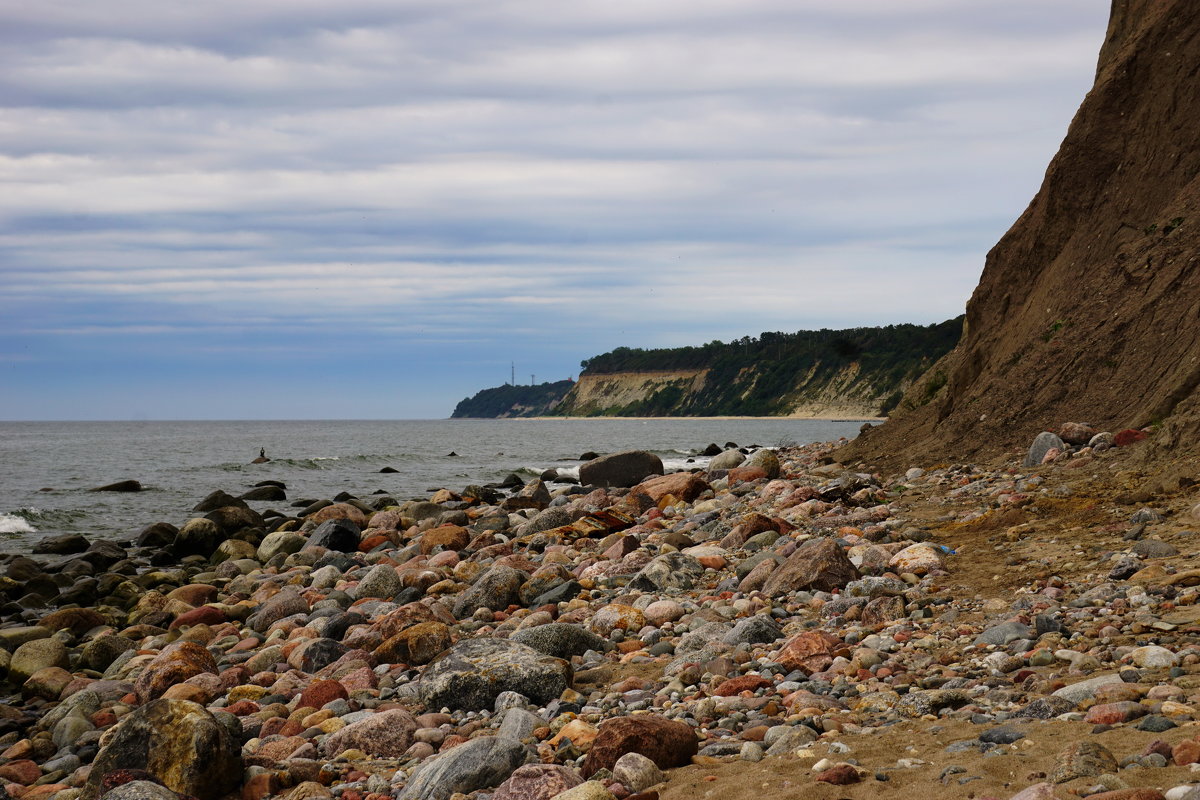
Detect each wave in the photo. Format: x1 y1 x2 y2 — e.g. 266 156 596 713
0 513 37 535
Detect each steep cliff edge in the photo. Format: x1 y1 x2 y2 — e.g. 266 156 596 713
841 0 1200 470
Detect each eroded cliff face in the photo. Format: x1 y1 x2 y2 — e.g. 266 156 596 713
558 371 710 416
554 365 891 418
841 0 1200 470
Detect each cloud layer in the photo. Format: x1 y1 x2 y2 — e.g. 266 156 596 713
0 1 1110 418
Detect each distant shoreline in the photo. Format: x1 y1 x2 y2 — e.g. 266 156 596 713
490 415 887 422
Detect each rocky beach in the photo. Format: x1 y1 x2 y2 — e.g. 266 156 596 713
2 424 1200 800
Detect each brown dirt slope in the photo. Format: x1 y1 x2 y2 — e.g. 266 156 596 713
841 0 1200 472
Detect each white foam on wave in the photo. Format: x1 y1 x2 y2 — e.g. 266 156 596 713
0 513 36 535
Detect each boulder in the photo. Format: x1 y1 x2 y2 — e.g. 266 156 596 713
707 449 746 471
761 537 859 597
633 472 711 503
32 534 90 555
89 480 143 493
1059 422 1096 445
743 449 781 478
628 552 705 592
1023 432 1066 467
285 638 348 673
135 523 178 548
132 641 218 703
83 699 240 800
579 451 664 488
773 630 845 675
353 564 404 600
581 715 698 777
373 621 451 666
308 503 367 528
491 764 583 800
452 565 526 619
320 708 418 758
192 490 245 512
612 752 665 793
172 518 223 558
245 589 309 633
98 781 179 800
239 485 286 501
419 525 470 554
418 638 571 711
204 505 265 536
308 519 361 552
8 638 69 685
398 735 527 800
40 607 107 636
256 531 305 562
887 543 944 575
511 623 610 659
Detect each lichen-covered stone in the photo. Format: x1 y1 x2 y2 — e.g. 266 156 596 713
417 638 571 711
83 699 240 800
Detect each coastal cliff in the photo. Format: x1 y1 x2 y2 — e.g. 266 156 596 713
842 0 1200 469
451 318 962 418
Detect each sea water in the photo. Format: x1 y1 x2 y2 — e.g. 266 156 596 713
0 418 866 552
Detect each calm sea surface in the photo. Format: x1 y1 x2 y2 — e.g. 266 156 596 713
0 418 865 553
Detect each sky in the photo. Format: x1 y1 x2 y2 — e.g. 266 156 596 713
0 1 1112 420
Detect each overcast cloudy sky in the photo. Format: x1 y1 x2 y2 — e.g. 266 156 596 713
1 1 1110 420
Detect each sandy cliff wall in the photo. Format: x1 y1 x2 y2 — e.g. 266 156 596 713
841 0 1200 469
555 365 891 418
556 371 709 416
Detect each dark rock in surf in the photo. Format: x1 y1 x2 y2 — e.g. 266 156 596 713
32 534 89 555
239 485 286 502
192 490 245 513
90 480 143 493
579 451 664 488
203 505 265 536
135 523 178 549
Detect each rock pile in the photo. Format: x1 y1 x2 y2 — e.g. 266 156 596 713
3 433 1200 800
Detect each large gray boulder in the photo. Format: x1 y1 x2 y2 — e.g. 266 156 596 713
579 451 664 488
452 565 527 619
398 735 527 800
1023 431 1066 467
628 552 705 592
418 638 571 711
707 449 746 471
83 699 240 800
510 623 609 659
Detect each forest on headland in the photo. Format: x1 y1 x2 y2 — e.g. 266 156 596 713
450 317 963 418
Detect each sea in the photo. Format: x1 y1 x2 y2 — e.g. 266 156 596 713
0 418 867 554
